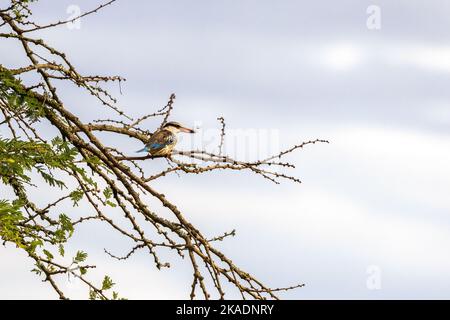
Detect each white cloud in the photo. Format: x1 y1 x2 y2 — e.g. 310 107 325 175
332 125 450 211
392 44 450 73
319 43 364 71
425 102 450 125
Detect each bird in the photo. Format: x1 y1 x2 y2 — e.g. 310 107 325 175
136 121 195 157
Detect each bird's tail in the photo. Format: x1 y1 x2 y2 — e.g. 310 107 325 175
136 147 148 153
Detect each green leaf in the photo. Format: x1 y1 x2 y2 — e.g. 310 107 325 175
74 250 88 263
101 275 115 291
89 289 97 300
43 249 54 260
106 200 117 208
59 214 74 237
31 268 42 276
103 187 113 199
58 244 65 257
69 189 84 206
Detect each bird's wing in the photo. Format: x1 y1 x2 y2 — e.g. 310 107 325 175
145 130 176 152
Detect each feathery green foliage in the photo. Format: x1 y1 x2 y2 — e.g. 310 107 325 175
0 64 119 299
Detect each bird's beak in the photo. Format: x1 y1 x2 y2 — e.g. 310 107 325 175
180 126 195 133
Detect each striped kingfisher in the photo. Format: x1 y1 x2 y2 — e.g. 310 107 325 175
136 121 195 156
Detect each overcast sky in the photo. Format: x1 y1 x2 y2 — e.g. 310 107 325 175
1 0 450 299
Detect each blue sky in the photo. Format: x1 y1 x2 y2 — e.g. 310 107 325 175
1 0 450 299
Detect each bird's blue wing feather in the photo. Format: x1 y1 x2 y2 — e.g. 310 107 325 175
137 130 175 153
150 143 164 149
136 147 148 153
